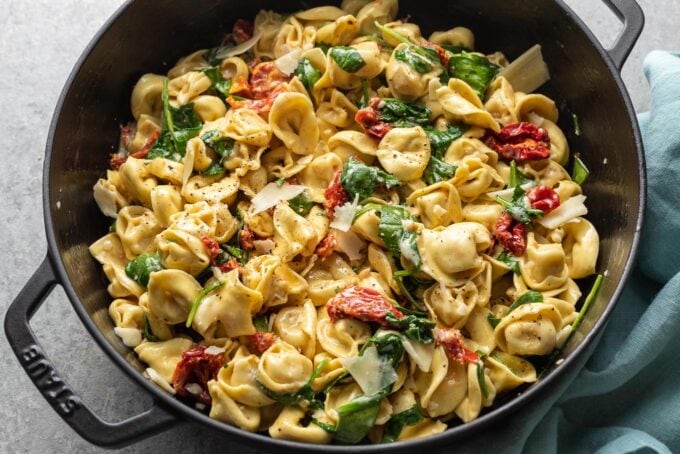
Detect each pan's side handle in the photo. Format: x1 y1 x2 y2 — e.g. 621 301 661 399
602 0 645 71
4 254 180 448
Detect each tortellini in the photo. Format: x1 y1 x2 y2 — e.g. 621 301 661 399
92 2 601 444
377 126 431 182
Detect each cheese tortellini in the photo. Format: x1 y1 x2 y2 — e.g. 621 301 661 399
91 0 600 446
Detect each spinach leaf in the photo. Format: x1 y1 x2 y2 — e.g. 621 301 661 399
366 204 421 268
340 156 401 200
381 405 423 443
442 44 470 54
202 163 225 177
142 314 160 342
572 156 590 185
496 251 521 275
423 156 456 185
393 269 423 309
379 98 431 127
256 359 328 410
200 130 235 164
109 220 117 232
185 281 226 328
496 185 544 224
329 46 366 73
124 253 162 287
448 52 501 99
148 79 202 160
509 160 532 188
288 192 315 216
487 313 501 329
253 315 269 332
200 66 232 98
477 358 490 399
423 124 468 158
294 58 322 95
223 244 249 266
395 45 436 73
385 312 435 344
507 290 544 314
333 391 387 444
370 332 406 368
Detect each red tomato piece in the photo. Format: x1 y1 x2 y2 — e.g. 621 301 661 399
323 172 349 220
495 212 527 256
130 130 160 159
247 332 276 355
327 285 404 326
355 97 394 140
435 328 480 365
527 185 560 214
232 19 253 44
201 236 222 266
316 233 337 258
239 229 255 251
172 346 225 406
484 122 551 162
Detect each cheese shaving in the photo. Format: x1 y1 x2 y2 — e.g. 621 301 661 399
113 327 142 347
275 48 303 76
486 182 534 200
248 182 306 215
333 228 366 261
536 195 588 229
145 367 176 395
204 345 226 356
329 195 360 232
340 346 397 396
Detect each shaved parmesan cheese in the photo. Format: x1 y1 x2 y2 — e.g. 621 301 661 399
113 327 142 347
93 179 119 218
204 345 225 356
195 402 206 411
253 238 275 255
214 31 263 60
275 48 302 76
185 383 203 395
340 346 397 396
536 195 588 230
145 368 176 395
333 228 366 261
486 182 534 200
330 195 360 232
378 330 434 373
500 44 550 94
248 182 306 215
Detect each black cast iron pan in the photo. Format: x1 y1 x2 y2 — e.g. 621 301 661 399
5 0 645 451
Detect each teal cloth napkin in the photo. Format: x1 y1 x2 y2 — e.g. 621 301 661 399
522 50 680 453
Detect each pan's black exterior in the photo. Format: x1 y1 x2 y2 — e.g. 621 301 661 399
5 0 645 450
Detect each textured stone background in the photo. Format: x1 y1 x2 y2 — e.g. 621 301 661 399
0 1 677 452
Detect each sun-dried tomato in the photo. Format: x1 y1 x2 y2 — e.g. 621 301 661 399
202 236 222 265
130 130 160 159
120 125 135 151
172 346 225 406
423 42 450 67
250 62 291 100
527 185 560 215
219 257 240 272
495 212 527 256
327 285 404 326
355 97 394 140
435 328 479 365
323 172 349 220
248 332 276 355
484 122 551 162
110 154 127 169
232 19 253 44
316 233 337 258
229 75 252 98
239 229 255 250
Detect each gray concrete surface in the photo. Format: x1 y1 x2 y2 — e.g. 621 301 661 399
0 1 677 453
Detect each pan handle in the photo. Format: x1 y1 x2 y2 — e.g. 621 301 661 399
4 254 180 448
601 0 645 70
